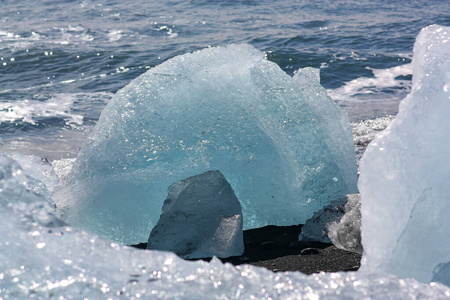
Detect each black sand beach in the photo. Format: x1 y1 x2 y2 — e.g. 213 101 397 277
133 224 361 274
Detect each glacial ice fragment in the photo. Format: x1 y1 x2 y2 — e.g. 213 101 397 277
53 44 357 244
298 197 346 243
328 194 362 254
359 25 450 283
0 154 63 227
3 153 59 192
147 170 244 259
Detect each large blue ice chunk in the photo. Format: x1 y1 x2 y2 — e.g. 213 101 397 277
359 25 450 283
53 44 357 244
147 170 244 259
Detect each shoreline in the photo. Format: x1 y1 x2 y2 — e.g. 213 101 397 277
132 224 362 274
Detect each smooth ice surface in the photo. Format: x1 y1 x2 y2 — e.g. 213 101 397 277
328 194 362 254
359 25 450 283
53 44 357 244
2 156 450 299
298 198 346 243
147 170 244 259
432 262 450 286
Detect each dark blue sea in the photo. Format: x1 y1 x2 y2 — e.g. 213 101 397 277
1 0 450 160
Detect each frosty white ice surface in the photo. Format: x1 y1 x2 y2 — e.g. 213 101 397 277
147 170 244 259
52 157 76 180
2 156 450 299
53 44 357 244
359 25 450 283
298 198 346 243
328 194 362 254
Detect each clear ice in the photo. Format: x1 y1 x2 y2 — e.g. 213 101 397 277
147 170 244 259
0 154 63 227
53 44 357 244
298 197 346 243
328 194 362 254
359 25 450 284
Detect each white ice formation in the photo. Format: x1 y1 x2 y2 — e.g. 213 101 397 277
328 194 362 254
53 44 357 244
297 198 346 244
147 170 244 259
359 25 450 284
1 155 450 298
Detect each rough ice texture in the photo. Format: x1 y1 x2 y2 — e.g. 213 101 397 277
359 25 450 283
2 157 450 298
53 44 357 244
52 157 76 180
328 194 362 254
298 198 346 243
147 170 244 259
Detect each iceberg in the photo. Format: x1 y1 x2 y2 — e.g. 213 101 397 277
147 170 244 259
359 25 450 283
53 44 357 244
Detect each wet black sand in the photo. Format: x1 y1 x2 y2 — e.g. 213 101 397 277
132 224 361 274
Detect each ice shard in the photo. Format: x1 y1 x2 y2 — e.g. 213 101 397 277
147 170 244 259
297 197 346 243
53 44 357 244
328 194 362 254
359 25 450 283
0 154 63 227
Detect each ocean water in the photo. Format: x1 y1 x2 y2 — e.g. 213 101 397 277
1 0 449 161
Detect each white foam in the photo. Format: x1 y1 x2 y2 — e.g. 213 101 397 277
0 96 83 127
351 115 395 164
0 92 111 128
328 63 412 102
328 63 412 120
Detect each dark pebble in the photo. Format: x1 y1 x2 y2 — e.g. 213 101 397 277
300 248 320 255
